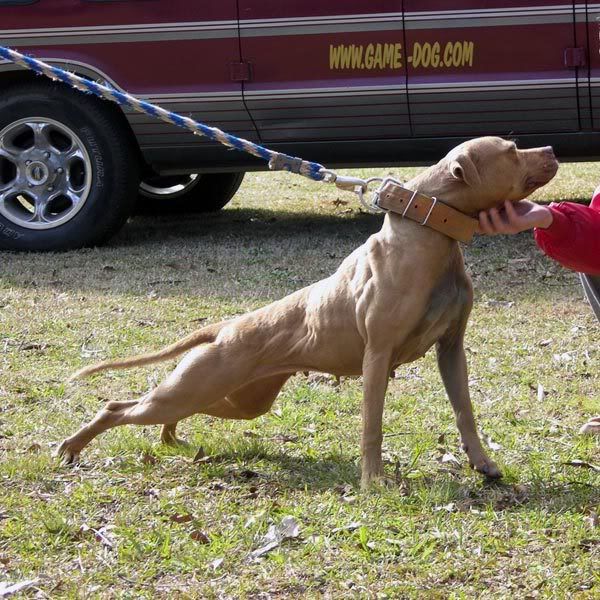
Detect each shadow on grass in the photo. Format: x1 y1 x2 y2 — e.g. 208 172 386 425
118 206 381 246
156 445 599 513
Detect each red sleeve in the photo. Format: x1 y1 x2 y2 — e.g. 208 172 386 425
533 187 600 275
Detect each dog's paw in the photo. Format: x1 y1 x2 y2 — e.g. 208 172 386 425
360 474 395 491
161 435 190 448
360 463 392 491
469 456 502 479
579 416 600 435
56 440 81 466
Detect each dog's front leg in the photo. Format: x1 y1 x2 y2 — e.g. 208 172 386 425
360 347 392 488
436 335 502 478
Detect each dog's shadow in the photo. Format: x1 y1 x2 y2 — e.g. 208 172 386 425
174 445 599 514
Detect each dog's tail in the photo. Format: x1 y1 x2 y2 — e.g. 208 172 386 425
69 322 225 381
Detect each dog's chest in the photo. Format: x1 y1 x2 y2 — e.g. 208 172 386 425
393 273 469 365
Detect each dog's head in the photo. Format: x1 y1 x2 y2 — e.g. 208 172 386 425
431 136 558 214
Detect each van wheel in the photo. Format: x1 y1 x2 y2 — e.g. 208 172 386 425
0 81 139 251
138 172 244 214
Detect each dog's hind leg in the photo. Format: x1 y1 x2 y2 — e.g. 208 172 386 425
58 399 139 464
216 373 292 419
158 374 291 445
201 373 292 420
58 386 202 463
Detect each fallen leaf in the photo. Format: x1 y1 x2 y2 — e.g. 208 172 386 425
0 579 39 597
553 352 574 364
243 430 260 438
486 300 514 308
332 522 362 534
20 342 49 352
579 538 599 551
250 516 300 558
483 434 502 451
26 443 42 453
434 502 456 513
307 373 338 387
208 557 224 571
170 514 193 524
438 450 461 467
332 198 349 207
585 511 598 530
271 433 298 443
244 485 259 499
192 447 206 462
190 530 210 544
563 459 600 473
537 383 546 402
250 540 279 558
190 317 208 324
79 524 114 549
141 452 157 465
135 320 156 328
539 339 552 347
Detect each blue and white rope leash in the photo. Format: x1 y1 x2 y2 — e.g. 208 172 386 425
0 45 382 210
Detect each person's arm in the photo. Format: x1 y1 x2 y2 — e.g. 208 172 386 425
533 193 600 275
478 192 600 275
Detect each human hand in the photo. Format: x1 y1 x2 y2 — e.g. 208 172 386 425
478 200 553 235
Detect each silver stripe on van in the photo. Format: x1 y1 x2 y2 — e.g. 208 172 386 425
0 5 585 45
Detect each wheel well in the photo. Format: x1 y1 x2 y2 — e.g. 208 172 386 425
0 68 147 175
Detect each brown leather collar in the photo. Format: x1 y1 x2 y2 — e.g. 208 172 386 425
374 178 479 243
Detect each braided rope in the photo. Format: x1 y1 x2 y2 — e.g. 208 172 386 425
0 46 326 181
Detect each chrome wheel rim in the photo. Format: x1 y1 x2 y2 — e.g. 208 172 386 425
0 117 92 230
139 174 200 199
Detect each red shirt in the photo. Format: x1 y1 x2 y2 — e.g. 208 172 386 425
533 187 600 276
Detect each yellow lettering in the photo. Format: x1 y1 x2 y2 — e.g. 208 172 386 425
463 41 474 67
431 42 440 68
383 43 394 68
351 45 363 68
421 43 431 68
452 41 462 67
329 44 341 69
329 41 409 71
393 43 402 68
443 42 453 67
364 44 374 69
373 44 383 69
412 42 422 68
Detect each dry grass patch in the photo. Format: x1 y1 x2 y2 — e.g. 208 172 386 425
0 164 598 598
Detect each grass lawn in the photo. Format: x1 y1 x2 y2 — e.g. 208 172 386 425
0 163 598 598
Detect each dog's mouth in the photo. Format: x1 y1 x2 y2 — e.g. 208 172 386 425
524 160 559 192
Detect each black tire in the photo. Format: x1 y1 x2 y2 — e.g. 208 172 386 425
137 172 244 214
0 80 139 251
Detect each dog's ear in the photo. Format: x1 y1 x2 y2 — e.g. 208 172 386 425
449 153 481 187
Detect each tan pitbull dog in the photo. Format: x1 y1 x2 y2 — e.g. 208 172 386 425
60 137 558 487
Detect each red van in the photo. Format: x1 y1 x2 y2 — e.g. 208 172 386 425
0 1 598 250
